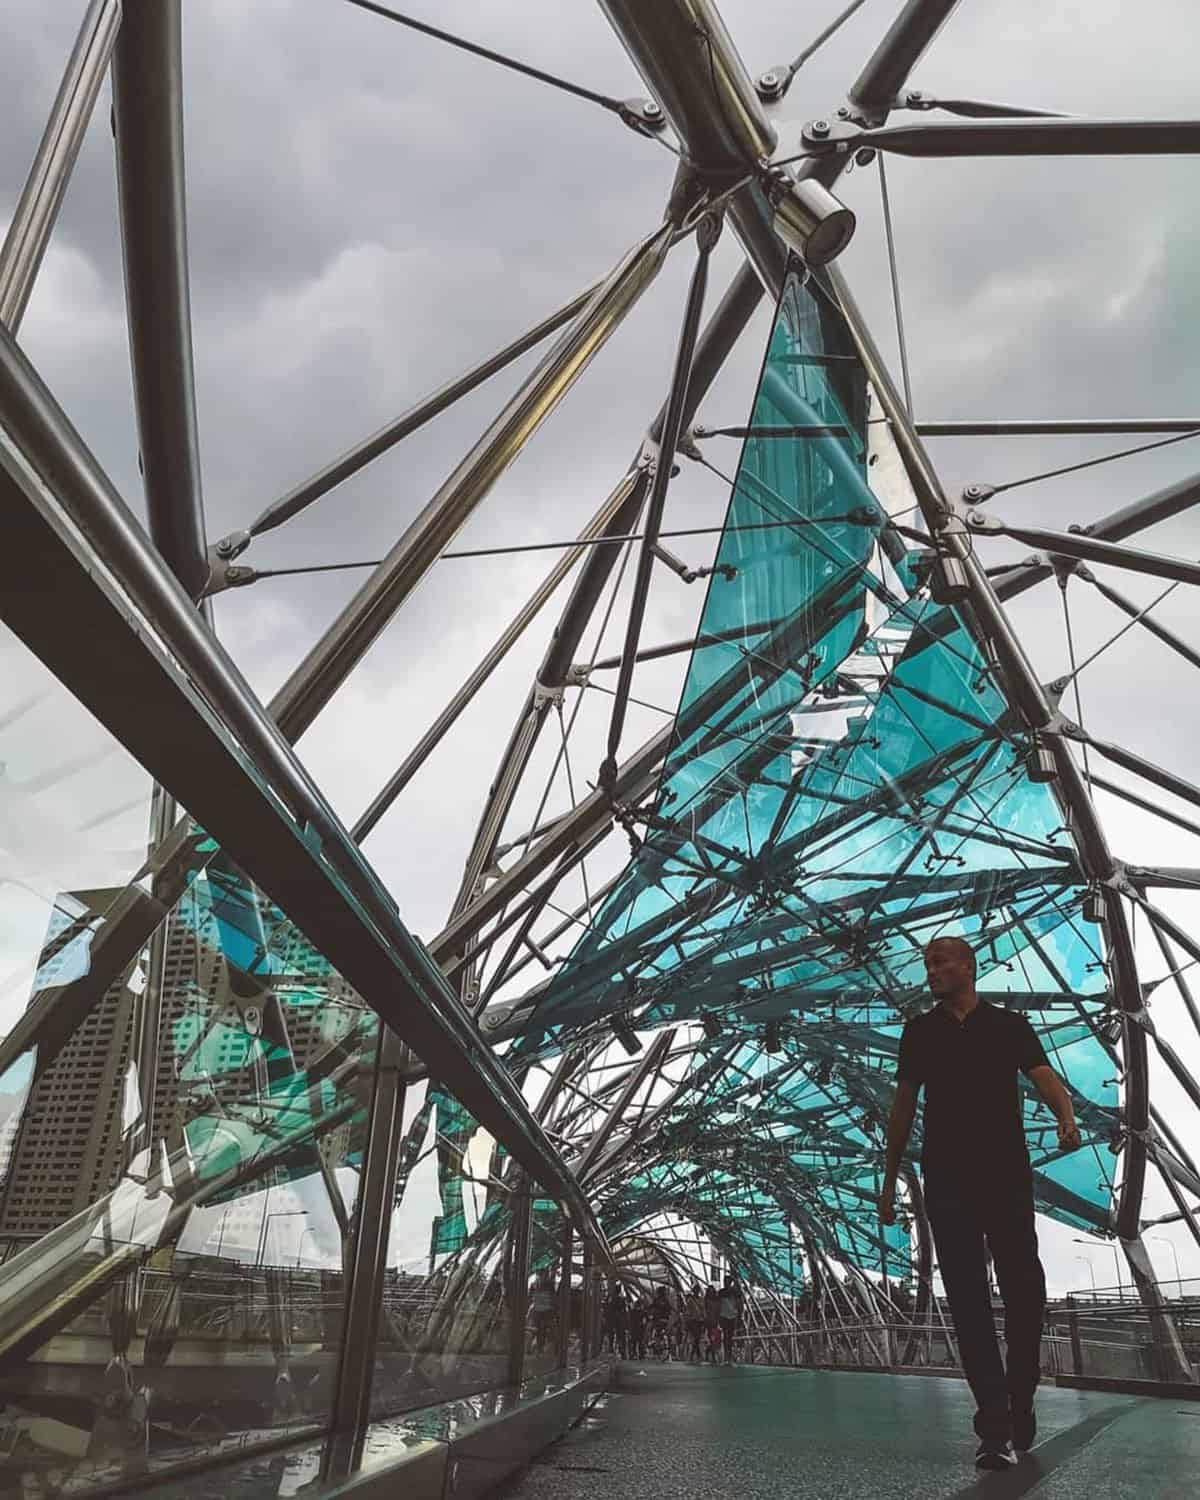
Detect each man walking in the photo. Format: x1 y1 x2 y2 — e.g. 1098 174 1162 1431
879 936 1082 1470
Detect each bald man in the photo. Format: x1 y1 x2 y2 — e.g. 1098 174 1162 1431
879 936 1081 1470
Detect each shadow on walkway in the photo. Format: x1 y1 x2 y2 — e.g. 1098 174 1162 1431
493 1362 1200 1499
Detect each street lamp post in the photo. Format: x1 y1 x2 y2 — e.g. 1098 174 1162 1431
1073 1237 1121 1297
1149 1235 1183 1298
1074 1254 1097 1296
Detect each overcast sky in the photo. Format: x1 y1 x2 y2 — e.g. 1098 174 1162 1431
4 0 1200 1295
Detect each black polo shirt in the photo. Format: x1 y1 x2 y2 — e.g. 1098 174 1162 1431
897 999 1049 1193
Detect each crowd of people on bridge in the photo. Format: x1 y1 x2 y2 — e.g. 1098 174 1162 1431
602 1277 743 1364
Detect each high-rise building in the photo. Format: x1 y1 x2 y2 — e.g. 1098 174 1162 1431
0 878 367 1248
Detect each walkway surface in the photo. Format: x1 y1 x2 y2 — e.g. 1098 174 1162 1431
493 1363 1200 1499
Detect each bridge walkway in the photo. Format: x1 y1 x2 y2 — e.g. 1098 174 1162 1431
494 1362 1199 1499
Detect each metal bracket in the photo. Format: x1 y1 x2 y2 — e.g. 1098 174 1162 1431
619 96 666 133
565 663 591 688
533 678 565 709
755 65 791 102
202 546 257 597
213 528 251 561
802 116 867 150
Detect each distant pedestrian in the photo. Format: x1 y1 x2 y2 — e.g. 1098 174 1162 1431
703 1283 721 1364
530 1271 556 1353
683 1283 704 1361
718 1277 741 1364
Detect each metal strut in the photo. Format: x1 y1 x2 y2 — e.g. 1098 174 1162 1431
598 211 722 795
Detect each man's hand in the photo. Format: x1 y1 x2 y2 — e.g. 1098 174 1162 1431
878 1181 897 1226
1057 1118 1082 1152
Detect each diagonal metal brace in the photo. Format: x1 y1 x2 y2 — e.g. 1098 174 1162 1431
598 210 723 795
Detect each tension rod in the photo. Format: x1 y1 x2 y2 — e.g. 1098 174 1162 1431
598 211 723 796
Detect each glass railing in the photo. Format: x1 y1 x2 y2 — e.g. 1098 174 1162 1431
0 620 597 1493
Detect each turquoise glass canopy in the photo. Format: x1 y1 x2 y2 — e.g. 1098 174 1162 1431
515 265 1120 1293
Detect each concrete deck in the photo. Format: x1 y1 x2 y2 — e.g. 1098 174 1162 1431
493 1362 1200 1499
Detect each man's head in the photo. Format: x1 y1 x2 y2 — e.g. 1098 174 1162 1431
924 936 976 1001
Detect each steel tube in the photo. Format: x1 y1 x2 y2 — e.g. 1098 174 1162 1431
576 1031 675 1180
919 419 1200 436
112 0 209 601
270 221 674 742
0 0 122 333
848 0 962 119
849 117 1200 157
824 262 1151 1240
329 1028 407 1435
602 224 717 785
507 1176 533 1386
0 319 609 1250
598 0 776 171
444 265 762 931
247 279 600 544
352 466 645 841
431 726 672 966
973 516 1200 589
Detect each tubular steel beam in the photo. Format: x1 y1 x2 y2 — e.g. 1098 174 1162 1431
431 727 672 967
987 466 1200 606
111 0 209 602
601 218 719 789
832 117 1200 157
0 319 608 1250
0 0 122 333
351 465 646 841
598 0 776 172
824 262 1151 1241
270 221 675 743
847 0 962 120
328 1027 407 1439
969 513 1200 589
575 1030 676 1181
443 265 764 932
919 419 1200 436
448 0 944 980
240 278 601 551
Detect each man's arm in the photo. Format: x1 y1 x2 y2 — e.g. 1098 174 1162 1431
1028 1064 1082 1151
878 1080 918 1225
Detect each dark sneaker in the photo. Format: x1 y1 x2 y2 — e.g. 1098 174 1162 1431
975 1439 1018 1470
1012 1410 1037 1453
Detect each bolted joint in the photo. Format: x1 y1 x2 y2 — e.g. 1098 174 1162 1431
214 529 251 561
533 678 565 710
564 663 591 688
962 483 996 505
620 97 665 133
202 552 258 597
755 65 790 102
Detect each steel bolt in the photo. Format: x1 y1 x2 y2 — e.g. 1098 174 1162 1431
759 71 778 88
642 100 662 119
810 118 831 137
964 484 986 500
837 106 850 118
968 511 987 526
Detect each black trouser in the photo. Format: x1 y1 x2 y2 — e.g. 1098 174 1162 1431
719 1317 736 1362
925 1181 1046 1442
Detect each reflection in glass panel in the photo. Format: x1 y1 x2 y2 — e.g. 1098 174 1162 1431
0 832 377 1492
371 1083 517 1417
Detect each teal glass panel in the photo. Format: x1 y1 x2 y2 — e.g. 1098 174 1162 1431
516 262 1117 1295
